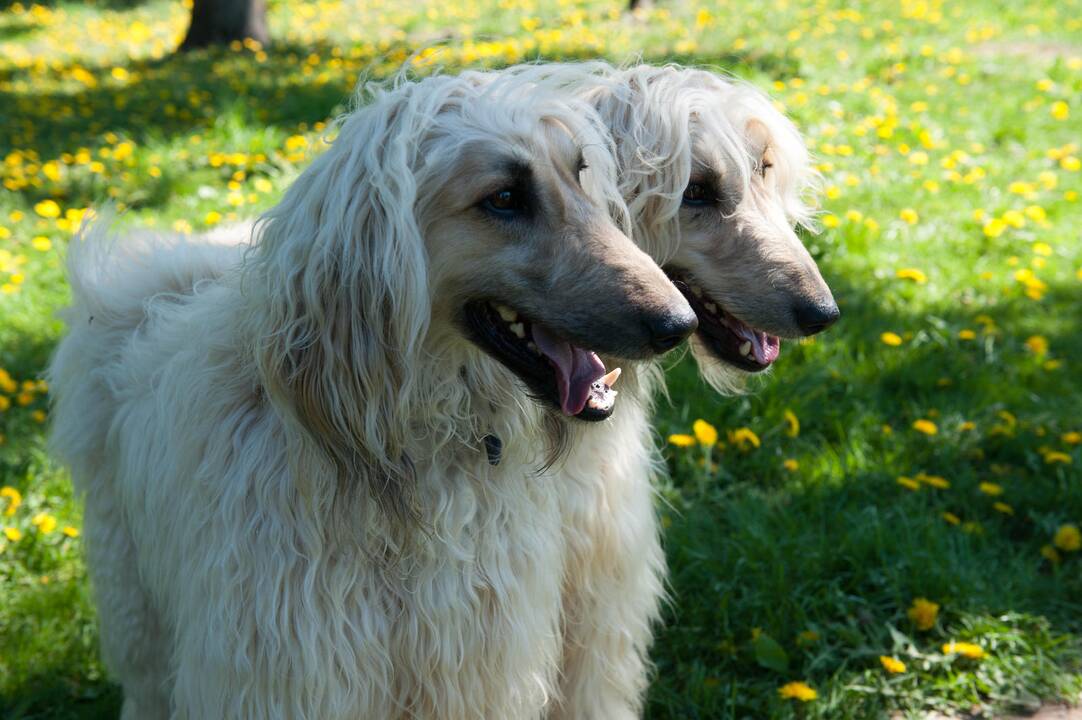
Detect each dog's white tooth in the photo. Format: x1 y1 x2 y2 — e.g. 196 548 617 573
601 367 622 388
691 285 703 297
527 341 538 352
509 322 525 338
739 341 752 357
705 302 718 314
496 304 517 322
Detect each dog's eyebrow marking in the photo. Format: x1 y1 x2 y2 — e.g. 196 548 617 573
484 434 502 466
502 158 532 182
689 164 721 186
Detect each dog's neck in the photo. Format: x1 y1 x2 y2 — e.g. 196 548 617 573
400 332 661 477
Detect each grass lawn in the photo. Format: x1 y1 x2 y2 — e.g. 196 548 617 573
1 0 1080 717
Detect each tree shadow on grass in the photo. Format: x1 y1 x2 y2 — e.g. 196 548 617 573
0 675 121 720
0 36 807 215
0 0 147 9
648 268 1082 717
0 33 805 160
0 39 368 160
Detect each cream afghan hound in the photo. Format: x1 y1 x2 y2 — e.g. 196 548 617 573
505 62 839 392
48 71 698 719
489 61 840 710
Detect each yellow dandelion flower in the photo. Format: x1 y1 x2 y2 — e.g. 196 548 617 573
993 502 1014 515
1062 432 1081 445
879 656 906 673
3 526 22 542
32 513 57 534
34 199 61 218
943 641 985 659
912 419 938 436
943 511 961 525
896 268 927 284
1050 100 1069 120
62 526 79 538
693 419 718 447
822 214 840 229
204 211 222 226
668 434 696 448
783 409 800 438
1053 524 1081 552
1003 209 1026 228
1 486 21 516
1041 544 1062 563
778 681 817 702
907 597 939 630
1062 156 1081 171
31 236 52 252
880 332 903 346
783 459 800 472
983 218 1006 238
1044 451 1072 465
897 476 920 491
729 428 761 450
958 329 976 340
959 421 976 431
899 208 919 224
1025 336 1049 355
978 482 1003 496
916 473 949 489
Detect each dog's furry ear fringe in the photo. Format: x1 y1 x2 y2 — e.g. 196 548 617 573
246 86 430 518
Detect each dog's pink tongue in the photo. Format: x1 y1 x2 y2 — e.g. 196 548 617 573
750 330 781 365
531 325 606 416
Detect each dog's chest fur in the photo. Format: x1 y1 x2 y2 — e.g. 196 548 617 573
103 339 642 719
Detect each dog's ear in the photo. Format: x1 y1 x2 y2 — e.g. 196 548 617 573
589 67 691 264
247 89 430 512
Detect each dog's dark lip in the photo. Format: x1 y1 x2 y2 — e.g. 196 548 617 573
665 268 779 373
462 301 616 421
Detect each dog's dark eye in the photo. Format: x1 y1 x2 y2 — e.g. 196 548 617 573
682 182 715 206
758 160 773 178
482 189 523 217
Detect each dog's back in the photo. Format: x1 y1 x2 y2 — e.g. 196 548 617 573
49 220 252 492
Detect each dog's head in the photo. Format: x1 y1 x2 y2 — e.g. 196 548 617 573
585 64 838 391
247 71 694 500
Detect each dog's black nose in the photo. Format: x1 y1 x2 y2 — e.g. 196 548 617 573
645 306 698 353
793 299 840 336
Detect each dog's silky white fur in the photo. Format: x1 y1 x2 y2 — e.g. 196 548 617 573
504 62 816 254
49 71 668 720
503 61 823 394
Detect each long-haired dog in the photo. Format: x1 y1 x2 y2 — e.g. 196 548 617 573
48 71 697 719
499 60 839 709
508 62 838 390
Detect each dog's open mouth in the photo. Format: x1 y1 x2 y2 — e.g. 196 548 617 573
463 301 621 421
667 271 780 373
